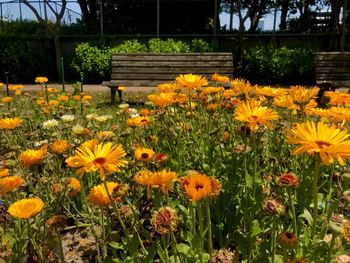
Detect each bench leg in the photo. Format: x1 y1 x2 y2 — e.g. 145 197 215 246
118 90 123 103
110 86 117 105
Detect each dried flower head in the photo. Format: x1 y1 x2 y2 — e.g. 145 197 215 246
151 207 179 235
263 199 285 215
276 173 300 188
277 232 298 249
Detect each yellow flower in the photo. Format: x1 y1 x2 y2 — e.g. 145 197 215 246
181 173 213 202
15 90 22 95
255 86 287 98
88 182 119 207
289 86 319 105
127 116 151 127
234 101 278 132
342 221 350 242
9 85 23 91
1 97 12 103
134 170 178 198
157 82 180 93
35 76 48 84
287 121 350 166
0 168 9 177
325 91 350 106
0 117 22 130
18 145 48 168
82 95 93 103
148 93 174 108
201 86 225 96
176 74 208 90
211 73 230 83
65 177 81 197
135 148 156 162
97 131 115 139
58 95 69 102
36 97 45 106
47 88 57 93
51 140 71 154
0 176 24 195
8 197 44 219
0 83 3 87
328 107 350 122
65 140 128 181
230 78 253 97
48 100 59 106
273 95 299 112
118 86 125 91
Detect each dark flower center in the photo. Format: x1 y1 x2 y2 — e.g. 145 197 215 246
141 153 149 159
195 183 204 191
93 157 107 165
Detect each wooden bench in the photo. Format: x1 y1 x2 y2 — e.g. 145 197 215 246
103 53 234 104
314 52 350 95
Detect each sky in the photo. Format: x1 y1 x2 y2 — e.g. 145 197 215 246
0 1 284 31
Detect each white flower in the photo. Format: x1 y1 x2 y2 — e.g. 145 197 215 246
119 103 129 109
128 108 138 115
94 115 112 122
72 124 84 135
86 113 98 120
61 115 75 122
34 140 48 147
43 119 59 129
130 113 140 118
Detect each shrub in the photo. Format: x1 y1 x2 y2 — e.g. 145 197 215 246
148 38 190 53
112 39 148 53
191 38 214 52
242 46 315 84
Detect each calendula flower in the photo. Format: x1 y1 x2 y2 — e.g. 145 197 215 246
148 93 175 108
287 121 350 166
35 76 48 84
157 82 181 93
181 173 213 202
0 168 9 177
234 101 278 132
58 95 69 102
97 131 115 139
65 177 81 197
36 97 45 106
51 140 71 154
176 74 208 90
201 86 225 95
8 197 44 219
42 119 59 129
47 88 57 93
118 86 125 91
0 176 24 195
342 221 350 242
151 207 179 235
1 97 12 103
18 145 47 168
276 173 300 188
127 116 151 127
134 170 178 198
273 95 299 112
277 232 298 249
61 115 75 122
82 95 93 103
0 118 22 130
211 73 230 83
231 78 253 97
88 182 119 207
135 148 156 162
65 140 128 181
325 91 350 106
255 86 287 98
9 85 23 91
263 198 285 215
289 86 319 105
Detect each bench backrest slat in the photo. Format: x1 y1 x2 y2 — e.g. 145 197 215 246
109 53 233 86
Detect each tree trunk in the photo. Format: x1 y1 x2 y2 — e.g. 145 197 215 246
248 14 260 32
229 0 234 30
340 0 348 51
280 0 290 31
53 34 62 81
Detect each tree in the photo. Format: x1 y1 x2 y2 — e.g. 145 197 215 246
21 0 67 80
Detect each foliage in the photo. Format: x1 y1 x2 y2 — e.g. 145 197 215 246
190 38 214 52
148 38 190 53
242 46 315 84
112 40 148 53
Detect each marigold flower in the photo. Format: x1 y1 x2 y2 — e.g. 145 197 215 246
35 76 48 84
151 207 179 235
211 73 230 83
182 173 216 202
287 121 350 166
18 145 47 168
234 101 278 132
0 176 24 195
88 182 119 207
134 170 177 198
276 173 300 188
58 95 69 102
1 97 12 103
0 117 22 130
342 221 350 242
8 197 44 219
0 168 9 177
289 86 319 105
51 140 71 154
127 116 151 127
148 93 174 108
176 74 208 90
135 148 156 162
157 82 181 93
65 177 81 197
255 86 287 98
48 100 59 106
277 232 298 249
325 91 350 106
66 140 128 181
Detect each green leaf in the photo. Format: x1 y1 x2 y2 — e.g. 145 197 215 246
109 242 124 250
251 219 263 237
176 243 191 254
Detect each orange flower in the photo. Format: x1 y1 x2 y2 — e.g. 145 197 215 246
66 140 128 181
211 73 230 83
0 176 24 195
88 182 119 207
0 168 9 177
0 117 22 130
18 145 47 168
182 173 219 202
134 170 177 198
8 197 44 219
65 177 81 197
134 148 156 162
1 97 12 103
51 140 71 154
127 116 151 127
35 76 48 84
176 74 208 90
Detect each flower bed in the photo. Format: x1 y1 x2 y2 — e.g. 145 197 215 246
0 76 350 262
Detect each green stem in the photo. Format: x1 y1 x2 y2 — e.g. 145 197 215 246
326 234 336 263
100 208 107 259
171 232 179 263
205 199 213 256
197 202 204 263
271 216 276 263
288 189 298 235
324 163 335 214
56 229 66 263
311 158 321 239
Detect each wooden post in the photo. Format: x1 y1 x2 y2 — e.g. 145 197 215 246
110 87 117 105
156 0 160 37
